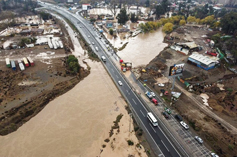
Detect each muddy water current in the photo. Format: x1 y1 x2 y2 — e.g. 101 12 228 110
117 28 167 67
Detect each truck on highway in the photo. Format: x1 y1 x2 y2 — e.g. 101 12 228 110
147 112 158 126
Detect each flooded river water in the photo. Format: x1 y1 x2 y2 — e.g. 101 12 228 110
117 28 167 67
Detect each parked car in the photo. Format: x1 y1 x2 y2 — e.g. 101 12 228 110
195 136 203 144
158 83 165 87
160 89 169 95
162 111 170 119
151 98 158 105
145 91 152 99
180 121 189 130
150 92 155 97
175 115 183 121
164 107 171 114
210 153 219 157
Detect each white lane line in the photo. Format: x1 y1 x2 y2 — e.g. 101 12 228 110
132 99 137 105
158 125 181 156
140 110 145 117
149 123 157 133
161 140 170 152
131 108 165 156
126 90 130 95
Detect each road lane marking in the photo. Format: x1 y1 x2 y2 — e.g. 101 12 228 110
158 125 181 156
140 110 145 117
132 99 137 105
149 123 157 133
161 140 170 152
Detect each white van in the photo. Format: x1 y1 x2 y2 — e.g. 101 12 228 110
101 56 106 62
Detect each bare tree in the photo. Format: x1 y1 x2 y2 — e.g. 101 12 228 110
107 0 119 18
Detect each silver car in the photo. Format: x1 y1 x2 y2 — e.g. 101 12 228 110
150 92 155 97
210 153 219 157
118 81 123 86
180 121 189 130
195 136 203 144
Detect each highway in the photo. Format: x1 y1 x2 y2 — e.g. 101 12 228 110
38 2 186 157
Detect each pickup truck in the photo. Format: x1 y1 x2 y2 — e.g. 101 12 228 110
145 91 152 99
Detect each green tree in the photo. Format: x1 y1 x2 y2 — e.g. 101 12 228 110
204 15 215 25
160 18 169 25
109 28 113 35
130 13 138 23
69 62 80 74
179 20 186 25
162 22 174 33
187 16 196 23
90 18 96 23
220 12 237 34
161 0 170 13
145 0 150 7
67 55 80 74
155 5 164 19
39 12 52 20
117 8 129 25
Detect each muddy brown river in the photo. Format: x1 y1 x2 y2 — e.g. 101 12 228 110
118 28 167 67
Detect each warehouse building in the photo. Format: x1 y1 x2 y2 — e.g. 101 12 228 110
188 52 219 70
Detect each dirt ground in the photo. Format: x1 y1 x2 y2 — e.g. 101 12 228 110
0 17 90 135
137 25 237 156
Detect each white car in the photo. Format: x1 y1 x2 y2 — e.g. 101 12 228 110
88 35 90 38
118 81 123 86
195 136 203 144
92 42 94 45
210 153 219 157
180 121 189 130
150 92 156 97
158 83 165 87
